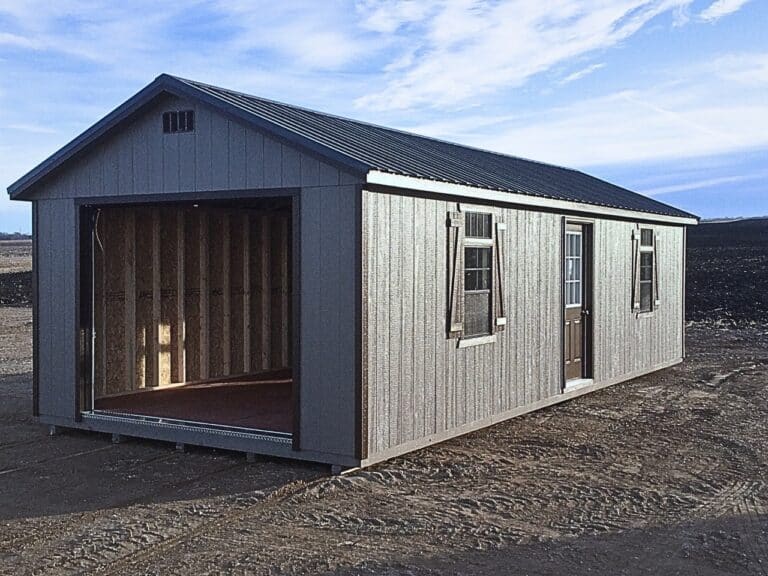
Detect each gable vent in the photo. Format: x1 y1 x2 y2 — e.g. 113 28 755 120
162 110 195 134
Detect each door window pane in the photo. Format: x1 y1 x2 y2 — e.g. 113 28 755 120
565 232 582 306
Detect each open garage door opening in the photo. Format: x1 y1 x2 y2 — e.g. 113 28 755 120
80 197 294 439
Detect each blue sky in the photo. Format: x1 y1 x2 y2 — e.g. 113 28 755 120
1 0 766 232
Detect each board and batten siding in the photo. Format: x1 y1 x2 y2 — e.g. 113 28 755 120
299 185 358 458
363 190 563 456
25 93 358 200
592 221 684 383
36 199 79 419
363 189 686 459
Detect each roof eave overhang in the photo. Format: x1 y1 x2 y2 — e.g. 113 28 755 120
366 171 699 226
7 74 369 201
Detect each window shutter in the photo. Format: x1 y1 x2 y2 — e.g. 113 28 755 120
447 210 464 338
493 221 506 331
632 229 641 310
652 231 660 308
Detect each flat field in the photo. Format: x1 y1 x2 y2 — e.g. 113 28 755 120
0 225 766 575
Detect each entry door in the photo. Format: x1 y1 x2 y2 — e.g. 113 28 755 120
564 223 590 382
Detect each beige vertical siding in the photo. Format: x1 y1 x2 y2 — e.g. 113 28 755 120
363 191 563 456
363 189 685 458
592 220 684 383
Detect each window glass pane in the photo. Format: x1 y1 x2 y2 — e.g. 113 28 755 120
640 282 652 311
465 292 491 336
574 258 581 281
481 269 490 290
465 212 491 238
566 233 582 258
641 229 653 247
640 252 653 281
465 247 478 268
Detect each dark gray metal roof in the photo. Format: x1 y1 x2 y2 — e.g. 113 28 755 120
8 74 697 220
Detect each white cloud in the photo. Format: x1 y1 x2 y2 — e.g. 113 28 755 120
710 52 768 85
0 32 39 49
399 58 768 168
699 0 751 22
356 0 438 34
355 0 695 111
641 172 768 195
6 124 58 134
558 63 606 85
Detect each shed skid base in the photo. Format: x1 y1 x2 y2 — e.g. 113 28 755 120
36 414 360 468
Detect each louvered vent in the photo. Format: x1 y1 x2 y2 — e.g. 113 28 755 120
162 110 195 134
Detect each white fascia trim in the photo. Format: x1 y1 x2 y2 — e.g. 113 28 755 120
366 171 698 226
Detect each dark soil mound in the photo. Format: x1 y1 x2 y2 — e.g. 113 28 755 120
686 218 768 324
0 271 32 307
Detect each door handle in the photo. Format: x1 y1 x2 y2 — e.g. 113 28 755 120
581 309 590 317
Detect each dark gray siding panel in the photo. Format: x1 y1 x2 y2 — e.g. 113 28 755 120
26 94 357 199
36 199 78 420
363 189 685 459
299 185 358 458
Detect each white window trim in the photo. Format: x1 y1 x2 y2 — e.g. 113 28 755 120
637 230 655 313
565 230 583 308
458 334 497 348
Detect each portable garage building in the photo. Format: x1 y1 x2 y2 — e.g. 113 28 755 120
8 74 698 468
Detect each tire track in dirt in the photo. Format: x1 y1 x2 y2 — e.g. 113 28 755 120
81 474 327 576
0 449 245 568
20 460 254 576
0 450 185 561
0 445 116 477
740 494 768 576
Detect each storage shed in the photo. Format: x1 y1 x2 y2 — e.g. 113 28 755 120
8 74 698 468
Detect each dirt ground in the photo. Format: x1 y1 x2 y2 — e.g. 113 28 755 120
2 232 768 575
686 219 768 325
0 241 31 307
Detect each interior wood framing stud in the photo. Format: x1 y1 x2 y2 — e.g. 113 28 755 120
176 210 186 382
124 208 136 391
98 211 107 396
242 213 251 373
199 210 209 380
222 212 231 374
151 207 160 388
260 214 271 370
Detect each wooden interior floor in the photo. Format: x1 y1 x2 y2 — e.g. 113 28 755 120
94 370 293 433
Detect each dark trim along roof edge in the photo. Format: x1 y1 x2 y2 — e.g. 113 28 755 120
6 74 369 199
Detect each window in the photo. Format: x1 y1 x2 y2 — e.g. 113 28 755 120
638 229 654 312
162 110 195 134
565 230 582 307
463 212 493 337
633 227 657 313
447 208 506 341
